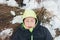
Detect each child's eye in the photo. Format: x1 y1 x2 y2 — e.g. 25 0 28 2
31 19 35 22
25 20 29 22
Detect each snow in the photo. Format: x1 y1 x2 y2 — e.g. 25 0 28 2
40 0 60 29
40 0 60 39
0 28 13 40
40 0 58 14
0 0 7 4
0 0 19 7
23 0 29 4
6 0 19 7
54 36 60 40
22 0 39 9
10 11 16 16
50 16 60 29
57 0 60 12
11 15 23 24
0 28 13 36
43 15 60 37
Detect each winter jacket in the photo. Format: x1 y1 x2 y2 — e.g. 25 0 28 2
11 22 53 40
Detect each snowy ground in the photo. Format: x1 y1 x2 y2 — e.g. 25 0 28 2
0 0 18 7
0 0 60 40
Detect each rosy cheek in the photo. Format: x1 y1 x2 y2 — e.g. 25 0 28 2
24 22 29 26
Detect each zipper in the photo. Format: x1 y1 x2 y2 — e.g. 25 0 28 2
31 35 33 40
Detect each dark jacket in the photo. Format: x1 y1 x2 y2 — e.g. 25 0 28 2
11 22 53 40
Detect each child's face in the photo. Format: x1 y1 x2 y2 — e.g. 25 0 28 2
24 17 36 29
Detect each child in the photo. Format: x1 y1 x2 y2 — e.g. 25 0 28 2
11 9 53 40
